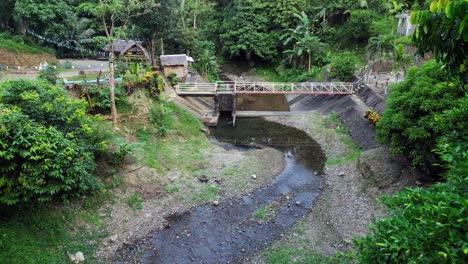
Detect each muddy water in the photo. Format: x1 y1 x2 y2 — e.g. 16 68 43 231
120 118 325 263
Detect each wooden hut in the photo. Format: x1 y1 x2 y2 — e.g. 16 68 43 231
104 39 150 61
160 54 194 78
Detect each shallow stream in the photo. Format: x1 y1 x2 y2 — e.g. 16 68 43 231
119 117 326 263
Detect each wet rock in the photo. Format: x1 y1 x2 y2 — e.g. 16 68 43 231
338 171 345 177
213 200 220 206
319 185 324 190
251 174 257 179
197 175 209 183
296 201 301 206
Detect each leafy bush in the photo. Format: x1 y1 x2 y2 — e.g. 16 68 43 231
37 65 59 85
369 18 393 37
167 72 179 86
62 60 73 69
83 85 128 115
377 61 465 173
124 68 164 96
0 80 104 205
340 10 380 43
115 61 129 76
329 52 359 81
149 102 174 137
355 141 468 263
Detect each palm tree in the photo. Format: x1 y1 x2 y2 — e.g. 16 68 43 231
367 35 394 60
392 43 413 82
281 12 327 71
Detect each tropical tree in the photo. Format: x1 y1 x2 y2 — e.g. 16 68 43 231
411 0 468 80
194 49 218 80
281 12 328 71
391 43 413 82
79 0 157 129
367 35 395 60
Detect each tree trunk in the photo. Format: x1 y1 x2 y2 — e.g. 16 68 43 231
151 32 158 66
109 48 118 129
308 52 311 72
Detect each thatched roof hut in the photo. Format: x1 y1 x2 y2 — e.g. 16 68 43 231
104 39 150 61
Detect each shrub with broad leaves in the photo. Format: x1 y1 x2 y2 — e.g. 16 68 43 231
0 80 104 205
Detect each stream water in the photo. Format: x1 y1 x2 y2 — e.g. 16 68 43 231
119 117 326 263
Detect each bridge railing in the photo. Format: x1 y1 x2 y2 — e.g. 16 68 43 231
176 83 217 94
176 78 362 95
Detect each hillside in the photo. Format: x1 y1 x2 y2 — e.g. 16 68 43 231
0 33 56 67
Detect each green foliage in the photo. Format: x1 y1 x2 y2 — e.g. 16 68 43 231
340 9 380 43
377 61 465 173
80 84 128 115
127 193 143 211
221 0 279 60
0 33 54 54
329 52 359 81
193 41 219 81
369 18 393 37
149 102 175 137
410 0 468 79
167 72 179 86
355 142 468 263
367 35 395 60
37 65 59 85
123 68 164 96
62 60 73 69
109 138 143 166
0 202 107 264
0 80 104 205
115 61 129 76
264 245 347 264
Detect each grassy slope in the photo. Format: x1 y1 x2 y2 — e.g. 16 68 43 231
0 33 54 54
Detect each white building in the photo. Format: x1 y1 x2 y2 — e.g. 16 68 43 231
396 13 416 36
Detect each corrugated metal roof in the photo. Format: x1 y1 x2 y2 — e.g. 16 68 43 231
160 54 194 66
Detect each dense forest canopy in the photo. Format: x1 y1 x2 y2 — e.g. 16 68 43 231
0 0 433 63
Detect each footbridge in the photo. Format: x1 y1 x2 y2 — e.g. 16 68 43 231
174 80 361 127
176 80 359 95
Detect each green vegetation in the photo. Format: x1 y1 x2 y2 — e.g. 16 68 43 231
411 0 467 79
0 33 53 54
355 142 467 263
323 112 361 166
37 65 59 85
377 61 465 174
135 101 209 174
192 184 218 203
0 191 111 263
0 80 105 205
252 205 276 222
127 193 143 211
356 3 467 262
